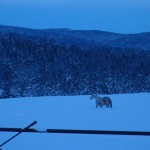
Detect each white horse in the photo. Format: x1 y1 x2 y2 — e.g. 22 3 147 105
90 94 112 108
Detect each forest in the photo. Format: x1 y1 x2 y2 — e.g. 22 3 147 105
0 26 150 98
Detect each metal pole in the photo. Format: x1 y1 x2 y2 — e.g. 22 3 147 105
0 121 37 149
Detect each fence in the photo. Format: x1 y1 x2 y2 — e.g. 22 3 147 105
0 121 150 149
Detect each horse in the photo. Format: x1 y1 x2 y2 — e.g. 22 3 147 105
90 94 112 108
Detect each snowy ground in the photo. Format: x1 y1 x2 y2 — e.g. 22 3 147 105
0 93 150 150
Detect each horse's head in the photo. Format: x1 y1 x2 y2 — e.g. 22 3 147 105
90 95 93 100
90 94 96 100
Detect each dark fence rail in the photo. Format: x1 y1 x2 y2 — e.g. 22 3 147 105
1 120 150 150
1 127 150 136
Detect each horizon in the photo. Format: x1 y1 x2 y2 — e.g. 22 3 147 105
0 0 150 34
0 24 150 34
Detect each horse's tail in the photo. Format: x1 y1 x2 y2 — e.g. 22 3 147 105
109 99 112 108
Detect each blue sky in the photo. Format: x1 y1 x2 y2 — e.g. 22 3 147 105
0 0 150 33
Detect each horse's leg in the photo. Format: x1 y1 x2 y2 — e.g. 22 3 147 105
104 99 108 108
109 99 112 108
100 102 103 108
99 102 102 108
104 98 112 108
98 104 102 108
105 104 108 108
96 101 99 108
107 102 110 108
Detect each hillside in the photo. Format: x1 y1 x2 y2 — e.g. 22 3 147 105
106 32 150 50
0 25 150 98
1 25 150 50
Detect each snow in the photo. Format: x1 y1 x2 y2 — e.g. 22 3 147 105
0 93 150 150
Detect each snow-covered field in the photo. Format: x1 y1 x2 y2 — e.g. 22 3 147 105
0 93 150 150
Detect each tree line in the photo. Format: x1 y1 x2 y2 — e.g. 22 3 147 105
0 32 150 98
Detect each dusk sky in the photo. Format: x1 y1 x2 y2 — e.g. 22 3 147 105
0 0 150 33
